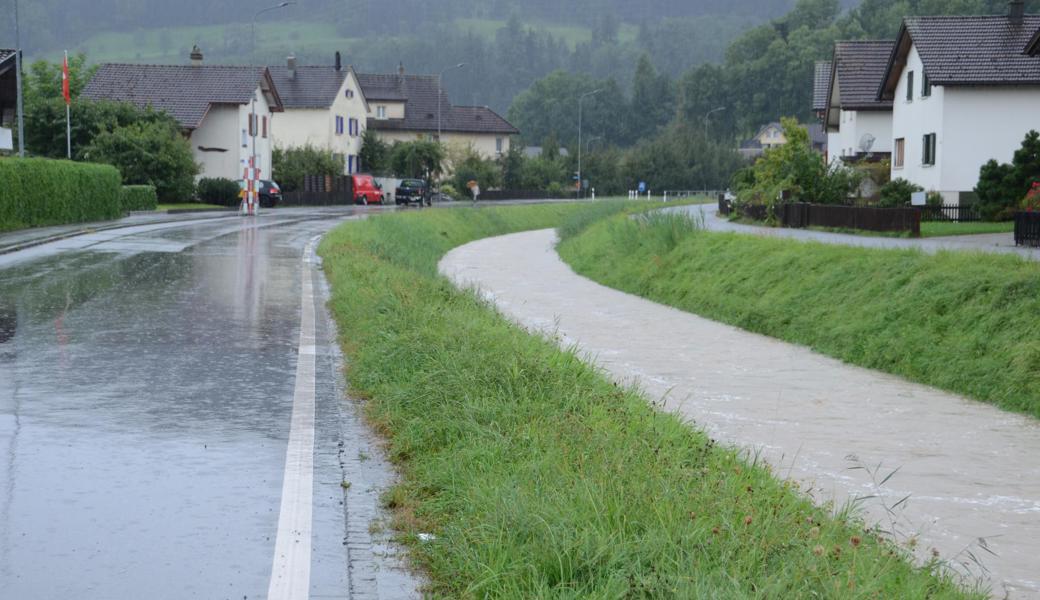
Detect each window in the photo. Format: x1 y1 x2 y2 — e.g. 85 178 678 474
345 88 354 99
377 106 386 119
241 128 247 148
496 137 503 153
906 71 914 102
335 115 344 135
922 133 936 166
922 73 931 97
894 138 905 168
248 113 257 136
347 155 354 174
262 116 268 138
348 118 359 136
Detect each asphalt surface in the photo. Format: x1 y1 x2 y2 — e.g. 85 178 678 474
441 229 1040 599
0 207 420 599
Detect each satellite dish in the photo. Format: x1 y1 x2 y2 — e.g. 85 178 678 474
858 133 876 155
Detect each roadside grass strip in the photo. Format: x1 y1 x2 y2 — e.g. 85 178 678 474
558 211 1040 420
318 204 977 598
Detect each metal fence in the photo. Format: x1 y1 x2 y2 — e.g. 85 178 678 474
281 174 354 206
477 190 568 201
1014 212 1040 247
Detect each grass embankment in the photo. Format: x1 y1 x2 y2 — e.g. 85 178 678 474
559 211 1040 419
318 203 976 598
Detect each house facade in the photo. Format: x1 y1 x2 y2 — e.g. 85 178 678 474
357 66 518 161
268 52 369 174
824 40 894 163
82 47 284 181
879 8 1040 204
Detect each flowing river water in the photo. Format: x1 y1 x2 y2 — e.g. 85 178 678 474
440 228 1040 599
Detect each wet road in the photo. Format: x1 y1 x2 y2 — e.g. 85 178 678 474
441 229 1040 599
0 208 419 599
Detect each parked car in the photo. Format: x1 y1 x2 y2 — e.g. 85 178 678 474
352 174 386 205
395 178 430 206
237 180 282 208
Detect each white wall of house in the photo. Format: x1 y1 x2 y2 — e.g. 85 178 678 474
891 43 1040 203
191 105 241 182
372 129 508 160
240 88 274 180
836 109 892 158
273 70 368 174
369 101 405 120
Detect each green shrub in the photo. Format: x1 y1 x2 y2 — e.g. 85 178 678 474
0 158 122 232
272 145 343 192
438 183 458 199
196 177 240 206
119 185 158 211
83 119 198 203
975 130 1040 220
878 178 923 207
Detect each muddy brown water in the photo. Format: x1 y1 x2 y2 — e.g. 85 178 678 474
440 229 1040 599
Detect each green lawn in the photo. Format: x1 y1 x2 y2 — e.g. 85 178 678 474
559 210 1040 419
921 221 1014 237
316 202 978 598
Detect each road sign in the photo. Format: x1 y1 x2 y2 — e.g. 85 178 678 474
241 157 260 216
638 181 647 193
0 127 11 151
910 191 927 206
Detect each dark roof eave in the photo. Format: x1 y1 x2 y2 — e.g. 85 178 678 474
843 103 894 111
929 79 1040 86
879 22 912 101
368 121 518 135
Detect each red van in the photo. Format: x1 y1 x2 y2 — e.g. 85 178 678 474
352 174 385 205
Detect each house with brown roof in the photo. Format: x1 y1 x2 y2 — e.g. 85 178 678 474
357 64 519 161
878 1 1040 204
824 40 894 163
82 47 284 182
267 52 369 174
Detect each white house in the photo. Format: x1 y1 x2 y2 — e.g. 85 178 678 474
267 52 369 174
824 40 894 163
82 47 283 181
878 4 1040 204
356 65 518 161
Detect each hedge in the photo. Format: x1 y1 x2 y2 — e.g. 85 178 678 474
196 177 240 206
120 185 158 212
0 158 123 232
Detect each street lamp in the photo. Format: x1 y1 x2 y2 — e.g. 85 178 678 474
577 88 602 199
250 1 295 179
585 135 602 154
438 63 466 141
14 0 24 156
703 106 726 139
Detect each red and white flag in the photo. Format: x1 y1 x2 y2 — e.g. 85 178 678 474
62 52 70 105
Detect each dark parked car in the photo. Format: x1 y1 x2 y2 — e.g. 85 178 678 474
395 179 429 206
238 180 283 208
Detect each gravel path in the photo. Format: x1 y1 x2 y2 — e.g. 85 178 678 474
440 228 1040 599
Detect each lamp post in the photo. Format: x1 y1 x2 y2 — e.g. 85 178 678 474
250 1 295 179
438 62 466 142
577 88 602 199
585 135 602 154
14 0 24 156
703 106 726 139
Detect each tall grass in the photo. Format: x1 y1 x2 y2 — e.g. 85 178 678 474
318 204 978 598
558 212 1040 419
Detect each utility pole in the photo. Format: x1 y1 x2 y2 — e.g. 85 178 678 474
438 62 466 142
14 0 25 156
251 1 295 178
577 88 602 199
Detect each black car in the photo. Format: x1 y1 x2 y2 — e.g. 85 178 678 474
395 179 429 206
238 180 283 208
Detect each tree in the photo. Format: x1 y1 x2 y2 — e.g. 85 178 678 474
451 148 502 193
272 145 344 192
83 120 199 202
499 143 525 189
975 130 1040 220
389 140 445 189
359 129 391 176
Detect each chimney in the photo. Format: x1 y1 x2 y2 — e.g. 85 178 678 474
398 62 405 76
287 54 297 80
1009 0 1025 20
334 51 342 72
190 44 203 66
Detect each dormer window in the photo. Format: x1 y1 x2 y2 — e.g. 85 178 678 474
377 106 387 119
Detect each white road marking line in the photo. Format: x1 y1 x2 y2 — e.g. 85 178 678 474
267 238 319 600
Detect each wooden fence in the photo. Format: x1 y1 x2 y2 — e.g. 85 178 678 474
281 174 355 206
1014 212 1040 247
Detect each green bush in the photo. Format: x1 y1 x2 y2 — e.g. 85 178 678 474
272 145 343 192
120 185 158 211
0 158 122 232
878 178 923 207
196 177 240 206
975 130 1040 220
83 119 199 202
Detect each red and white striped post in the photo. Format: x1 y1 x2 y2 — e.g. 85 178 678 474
242 156 260 216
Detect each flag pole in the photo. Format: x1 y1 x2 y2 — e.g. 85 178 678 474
65 50 71 159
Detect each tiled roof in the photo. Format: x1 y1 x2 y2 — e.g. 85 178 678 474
267 66 347 109
806 122 827 146
833 41 894 110
0 49 16 75
82 64 279 129
881 15 1040 98
358 71 518 135
1027 26 1040 54
813 61 832 112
